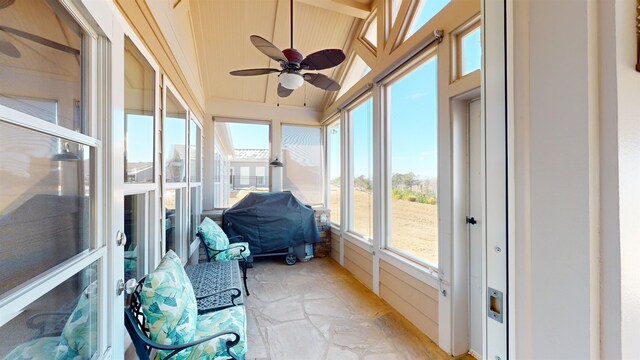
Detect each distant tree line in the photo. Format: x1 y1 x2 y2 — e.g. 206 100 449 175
330 172 437 205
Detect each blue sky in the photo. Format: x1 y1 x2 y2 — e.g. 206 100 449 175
337 28 480 181
163 117 186 156
409 0 451 36
389 56 438 179
125 114 154 163
228 123 269 149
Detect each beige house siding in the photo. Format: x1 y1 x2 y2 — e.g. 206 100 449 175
335 237 439 342
343 240 373 290
379 260 439 342
330 230 341 263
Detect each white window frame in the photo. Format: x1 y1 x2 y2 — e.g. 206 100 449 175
0 1 109 355
162 79 190 262
380 47 440 271
123 36 162 281
452 19 482 81
188 115 203 256
344 94 375 243
324 115 342 228
255 167 266 186
212 118 272 205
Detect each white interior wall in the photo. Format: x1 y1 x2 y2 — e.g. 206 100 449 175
612 0 640 357
512 0 640 357
531 0 598 355
598 0 621 357
512 0 601 357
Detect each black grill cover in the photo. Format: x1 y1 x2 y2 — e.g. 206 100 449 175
223 192 320 255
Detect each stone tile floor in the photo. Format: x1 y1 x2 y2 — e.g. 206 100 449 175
245 256 474 360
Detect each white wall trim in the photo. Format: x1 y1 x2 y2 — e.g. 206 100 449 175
379 250 439 289
343 234 374 253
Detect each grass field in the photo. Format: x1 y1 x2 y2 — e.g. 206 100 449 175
227 187 438 265
330 187 438 265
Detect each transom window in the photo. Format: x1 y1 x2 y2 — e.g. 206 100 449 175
407 0 450 39
460 26 481 76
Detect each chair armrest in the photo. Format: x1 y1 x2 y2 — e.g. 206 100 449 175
125 310 241 360
210 245 247 257
196 287 242 306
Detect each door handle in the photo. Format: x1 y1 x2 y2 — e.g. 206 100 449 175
116 278 138 296
466 216 477 225
116 230 127 246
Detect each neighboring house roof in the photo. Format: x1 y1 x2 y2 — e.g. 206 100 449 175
233 149 269 161
169 144 197 160
127 162 154 174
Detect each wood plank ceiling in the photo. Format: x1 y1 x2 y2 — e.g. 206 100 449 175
190 0 372 111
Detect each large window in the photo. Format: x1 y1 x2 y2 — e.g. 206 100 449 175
282 124 323 205
0 122 92 293
123 38 156 281
349 97 374 240
125 38 155 183
0 1 103 357
327 120 341 226
213 121 270 206
0 262 98 357
387 55 438 265
165 91 187 183
164 87 188 256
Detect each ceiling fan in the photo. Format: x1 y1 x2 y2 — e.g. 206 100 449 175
0 0 80 59
230 0 346 98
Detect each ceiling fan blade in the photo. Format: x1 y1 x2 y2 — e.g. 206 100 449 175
304 73 341 91
301 49 346 70
0 38 20 58
230 68 281 76
250 35 288 64
277 83 294 98
0 25 79 55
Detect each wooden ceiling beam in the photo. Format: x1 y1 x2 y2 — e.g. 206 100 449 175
296 0 371 19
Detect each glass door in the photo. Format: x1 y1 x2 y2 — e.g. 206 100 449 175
0 0 110 357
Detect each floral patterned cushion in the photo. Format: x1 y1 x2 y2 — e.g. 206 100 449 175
4 337 61 360
185 305 247 360
141 250 198 360
214 242 251 261
197 217 229 252
55 282 98 360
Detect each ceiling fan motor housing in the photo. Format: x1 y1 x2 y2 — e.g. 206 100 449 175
283 48 303 67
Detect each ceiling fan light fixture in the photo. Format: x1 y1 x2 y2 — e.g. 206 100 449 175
279 72 304 90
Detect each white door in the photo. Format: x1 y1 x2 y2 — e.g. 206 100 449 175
0 0 122 357
468 98 483 358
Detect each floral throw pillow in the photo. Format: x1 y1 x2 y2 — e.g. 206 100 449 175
141 250 198 360
197 217 229 251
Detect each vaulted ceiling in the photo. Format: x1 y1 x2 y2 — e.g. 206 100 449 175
190 0 373 111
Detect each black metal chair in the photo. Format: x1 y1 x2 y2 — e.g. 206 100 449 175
197 232 250 296
124 278 242 360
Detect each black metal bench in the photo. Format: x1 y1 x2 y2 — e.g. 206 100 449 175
185 260 244 314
